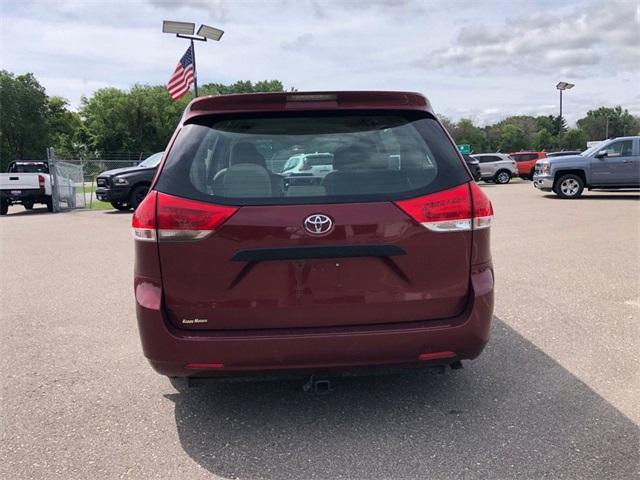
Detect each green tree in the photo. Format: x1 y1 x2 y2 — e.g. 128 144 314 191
80 80 292 157
577 106 640 140
454 118 489 153
536 115 557 135
46 96 83 158
497 124 528 152
0 71 49 169
532 128 556 151
559 128 589 150
200 79 286 95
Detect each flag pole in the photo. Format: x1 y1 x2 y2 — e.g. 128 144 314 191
190 38 198 97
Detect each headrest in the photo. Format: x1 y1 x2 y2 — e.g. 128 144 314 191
223 163 272 197
230 142 266 167
332 145 367 170
401 147 427 169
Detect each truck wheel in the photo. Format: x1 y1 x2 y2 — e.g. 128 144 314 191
110 201 131 211
129 185 149 210
494 170 511 184
23 201 34 210
0 199 8 215
45 197 54 212
554 174 584 199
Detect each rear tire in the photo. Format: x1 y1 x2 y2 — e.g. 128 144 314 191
554 174 584 199
494 170 511 184
23 201 34 210
110 201 130 211
45 197 53 212
129 185 149 210
0 199 8 215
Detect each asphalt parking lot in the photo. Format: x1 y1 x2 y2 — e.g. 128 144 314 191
1 182 638 480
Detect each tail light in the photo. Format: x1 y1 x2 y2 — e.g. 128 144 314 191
394 182 493 232
38 175 45 188
132 191 238 242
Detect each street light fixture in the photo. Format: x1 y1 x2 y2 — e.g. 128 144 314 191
556 81 575 133
162 21 195 35
197 24 225 41
162 20 225 97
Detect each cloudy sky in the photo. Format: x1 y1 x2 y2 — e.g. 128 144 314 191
1 0 638 125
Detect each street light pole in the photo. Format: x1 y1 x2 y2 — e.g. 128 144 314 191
559 88 563 123
556 81 575 134
190 39 197 97
162 21 224 98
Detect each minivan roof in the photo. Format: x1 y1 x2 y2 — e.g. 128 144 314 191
184 91 433 120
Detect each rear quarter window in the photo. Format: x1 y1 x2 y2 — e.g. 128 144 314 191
155 111 469 205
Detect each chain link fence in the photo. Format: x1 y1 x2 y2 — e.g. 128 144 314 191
47 149 154 210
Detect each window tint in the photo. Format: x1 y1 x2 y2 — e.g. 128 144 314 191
511 153 538 162
605 140 633 157
475 156 499 163
156 112 469 205
138 152 163 168
9 162 49 173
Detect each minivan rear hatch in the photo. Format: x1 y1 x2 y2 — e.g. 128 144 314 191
153 109 473 330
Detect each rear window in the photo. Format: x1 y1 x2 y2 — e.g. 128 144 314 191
511 153 538 162
9 162 49 173
156 111 469 205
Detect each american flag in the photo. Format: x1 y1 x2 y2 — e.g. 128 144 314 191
167 47 195 100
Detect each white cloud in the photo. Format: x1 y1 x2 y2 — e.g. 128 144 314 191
1 0 638 125
421 0 640 75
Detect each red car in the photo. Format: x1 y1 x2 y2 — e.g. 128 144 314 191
132 91 494 385
510 151 547 179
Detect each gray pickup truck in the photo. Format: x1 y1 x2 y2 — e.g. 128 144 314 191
533 136 640 198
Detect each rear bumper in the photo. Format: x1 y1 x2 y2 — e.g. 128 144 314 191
533 175 554 191
0 188 47 203
96 186 129 202
135 267 494 378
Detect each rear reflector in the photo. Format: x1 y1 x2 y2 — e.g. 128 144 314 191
131 191 239 242
418 351 456 361
394 182 493 232
185 363 224 370
38 175 45 188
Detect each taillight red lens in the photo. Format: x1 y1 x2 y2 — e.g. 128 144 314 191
131 191 157 241
394 182 492 232
132 192 239 242
38 175 45 187
394 183 472 232
469 181 493 229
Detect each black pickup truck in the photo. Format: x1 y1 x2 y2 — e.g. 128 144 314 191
95 152 163 210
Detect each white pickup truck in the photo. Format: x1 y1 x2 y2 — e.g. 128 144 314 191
0 161 75 215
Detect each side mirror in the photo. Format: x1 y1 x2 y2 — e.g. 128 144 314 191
595 150 608 159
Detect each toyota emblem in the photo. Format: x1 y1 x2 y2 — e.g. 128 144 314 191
303 214 333 235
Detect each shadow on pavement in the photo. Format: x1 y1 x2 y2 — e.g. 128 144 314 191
543 193 639 201
166 318 638 479
1 207 50 217
101 209 132 214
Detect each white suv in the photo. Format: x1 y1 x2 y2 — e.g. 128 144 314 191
471 153 518 184
281 153 333 178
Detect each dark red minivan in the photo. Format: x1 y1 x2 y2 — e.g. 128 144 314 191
133 91 494 382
